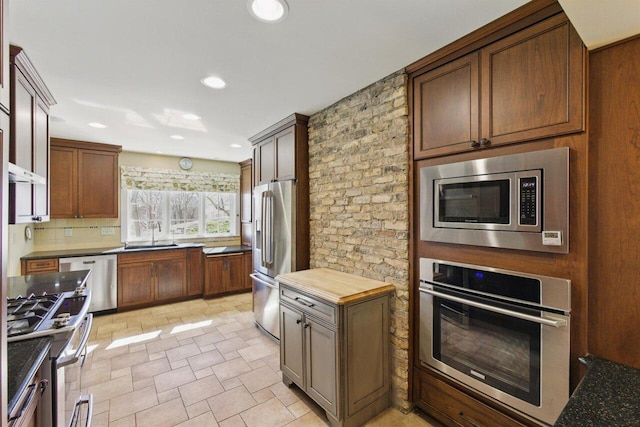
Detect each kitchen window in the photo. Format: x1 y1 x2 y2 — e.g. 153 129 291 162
123 189 237 241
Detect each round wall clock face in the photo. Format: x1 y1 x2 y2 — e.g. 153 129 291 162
179 157 193 170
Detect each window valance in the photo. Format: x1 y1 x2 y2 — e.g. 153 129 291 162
121 166 240 193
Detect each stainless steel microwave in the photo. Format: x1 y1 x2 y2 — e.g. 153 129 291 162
420 147 569 253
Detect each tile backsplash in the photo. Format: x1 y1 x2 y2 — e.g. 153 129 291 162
34 218 123 251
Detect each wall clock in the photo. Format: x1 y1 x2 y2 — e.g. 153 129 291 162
179 157 193 170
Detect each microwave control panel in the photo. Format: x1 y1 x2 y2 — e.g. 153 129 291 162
519 177 537 226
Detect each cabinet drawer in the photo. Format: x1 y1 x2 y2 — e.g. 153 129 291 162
23 258 59 274
118 248 185 264
280 285 336 326
415 370 528 427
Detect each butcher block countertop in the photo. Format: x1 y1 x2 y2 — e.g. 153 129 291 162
276 268 395 305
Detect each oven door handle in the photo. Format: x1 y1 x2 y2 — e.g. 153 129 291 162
57 314 93 368
69 394 93 427
420 288 567 328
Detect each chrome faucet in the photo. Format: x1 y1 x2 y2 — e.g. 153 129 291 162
150 221 157 246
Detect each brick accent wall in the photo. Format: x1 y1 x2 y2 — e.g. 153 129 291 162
307 70 410 410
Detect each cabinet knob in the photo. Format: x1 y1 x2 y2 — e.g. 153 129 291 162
304 323 310 329
469 140 480 148
479 138 490 147
296 319 302 324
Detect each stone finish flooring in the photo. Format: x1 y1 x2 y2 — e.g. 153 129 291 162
85 292 436 427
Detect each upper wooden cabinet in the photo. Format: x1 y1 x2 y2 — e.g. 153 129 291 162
0 0 9 112
412 13 585 159
9 45 56 224
249 113 309 186
239 158 252 246
50 138 121 219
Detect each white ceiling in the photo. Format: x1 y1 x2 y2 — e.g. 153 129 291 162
8 1 640 164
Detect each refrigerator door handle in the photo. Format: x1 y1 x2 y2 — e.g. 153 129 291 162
261 191 268 267
266 193 274 265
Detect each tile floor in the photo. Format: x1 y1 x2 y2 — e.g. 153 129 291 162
85 292 437 427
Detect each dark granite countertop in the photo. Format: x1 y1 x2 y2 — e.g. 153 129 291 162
20 246 121 260
7 337 52 414
203 245 252 255
554 355 640 426
8 269 91 298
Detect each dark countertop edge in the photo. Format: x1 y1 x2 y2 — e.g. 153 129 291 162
554 354 640 426
19 242 248 259
7 337 52 414
202 245 252 255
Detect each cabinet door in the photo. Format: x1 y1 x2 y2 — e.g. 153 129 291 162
274 126 295 181
258 137 275 185
50 145 77 218
243 251 253 290
155 258 187 301
204 255 225 296
78 149 119 218
187 248 203 296
223 253 245 293
240 160 252 246
32 97 49 221
280 304 305 388
305 316 338 417
413 52 479 159
481 14 584 146
11 70 35 222
118 261 154 308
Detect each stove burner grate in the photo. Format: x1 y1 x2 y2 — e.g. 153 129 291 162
6 293 62 337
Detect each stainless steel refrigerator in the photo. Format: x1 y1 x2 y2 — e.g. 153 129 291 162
250 180 297 340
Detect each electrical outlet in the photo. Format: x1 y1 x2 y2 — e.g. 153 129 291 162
101 227 115 236
65 228 73 237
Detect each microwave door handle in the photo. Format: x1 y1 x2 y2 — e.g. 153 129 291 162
419 288 567 328
57 314 94 368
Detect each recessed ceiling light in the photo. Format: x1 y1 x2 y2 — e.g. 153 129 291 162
88 122 107 128
201 76 227 89
183 113 201 121
170 135 185 140
247 0 288 23
230 144 242 148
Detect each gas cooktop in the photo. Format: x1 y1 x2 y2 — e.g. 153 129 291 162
7 293 61 338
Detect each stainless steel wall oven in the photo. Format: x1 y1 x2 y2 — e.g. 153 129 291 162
419 258 571 425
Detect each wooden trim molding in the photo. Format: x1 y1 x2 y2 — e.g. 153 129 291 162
405 0 562 76
9 45 56 106
248 113 309 144
50 137 122 153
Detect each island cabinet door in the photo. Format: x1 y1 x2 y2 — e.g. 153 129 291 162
280 304 305 388
305 316 338 417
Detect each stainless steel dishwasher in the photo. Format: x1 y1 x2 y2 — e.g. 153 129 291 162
59 254 117 312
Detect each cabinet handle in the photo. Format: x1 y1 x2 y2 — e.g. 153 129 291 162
32 216 42 222
39 379 48 395
8 382 38 422
294 297 316 308
296 319 302 324
479 138 490 147
469 140 479 148
304 323 310 329
458 411 481 427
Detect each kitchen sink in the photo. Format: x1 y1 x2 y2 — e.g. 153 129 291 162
123 243 179 250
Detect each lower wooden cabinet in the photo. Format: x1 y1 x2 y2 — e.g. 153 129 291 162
279 283 391 427
186 247 203 296
414 369 530 427
204 251 252 297
117 249 187 309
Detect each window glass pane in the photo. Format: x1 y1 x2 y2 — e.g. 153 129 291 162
169 191 200 237
204 192 236 236
127 190 164 240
